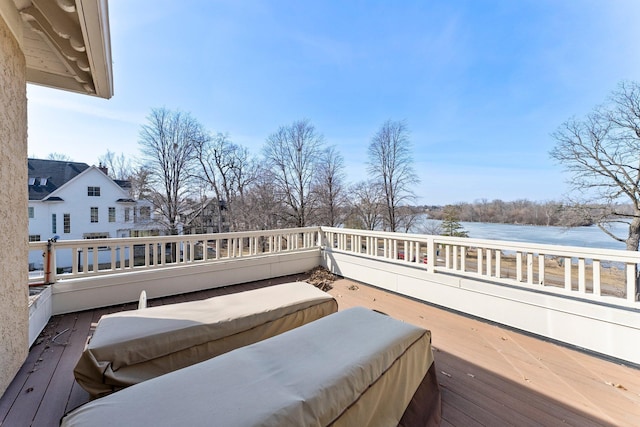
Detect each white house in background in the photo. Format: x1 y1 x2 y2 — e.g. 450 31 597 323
28 158 159 270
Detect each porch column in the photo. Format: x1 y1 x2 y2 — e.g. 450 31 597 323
0 5 28 396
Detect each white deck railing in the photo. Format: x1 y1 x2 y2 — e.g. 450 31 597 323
29 226 639 307
28 227 321 284
26 226 640 363
320 227 640 307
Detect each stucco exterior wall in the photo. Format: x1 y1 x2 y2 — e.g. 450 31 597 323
0 15 28 396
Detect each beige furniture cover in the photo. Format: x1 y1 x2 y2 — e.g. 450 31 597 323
63 307 440 427
74 282 338 398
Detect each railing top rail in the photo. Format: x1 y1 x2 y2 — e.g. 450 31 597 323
29 227 322 248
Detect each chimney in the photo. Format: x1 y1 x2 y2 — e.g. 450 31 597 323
98 162 109 176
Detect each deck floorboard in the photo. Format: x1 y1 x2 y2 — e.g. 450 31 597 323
1 275 638 426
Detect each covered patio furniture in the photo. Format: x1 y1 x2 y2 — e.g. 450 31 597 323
74 281 338 398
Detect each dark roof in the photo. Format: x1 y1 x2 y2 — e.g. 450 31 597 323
113 179 132 189
116 198 136 203
28 159 90 200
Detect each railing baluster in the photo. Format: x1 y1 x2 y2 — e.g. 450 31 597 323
626 263 636 302
564 258 572 291
72 247 79 275
578 258 586 293
452 246 458 270
110 246 116 270
538 254 545 285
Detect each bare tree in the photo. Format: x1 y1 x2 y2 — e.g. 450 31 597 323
314 146 347 226
228 146 258 230
396 205 422 233
194 133 257 232
367 120 418 232
242 166 283 231
347 180 383 230
420 219 443 236
139 108 206 234
128 166 153 200
194 133 234 232
550 81 640 251
98 150 134 180
47 152 72 161
264 119 324 227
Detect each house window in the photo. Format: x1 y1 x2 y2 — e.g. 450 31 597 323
83 233 109 239
109 207 116 222
90 207 99 223
40 177 48 186
28 177 36 186
124 207 130 222
64 213 71 233
51 214 57 233
88 186 101 196
28 207 34 219
140 206 151 220
28 235 41 242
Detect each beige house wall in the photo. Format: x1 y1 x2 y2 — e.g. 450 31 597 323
0 15 28 395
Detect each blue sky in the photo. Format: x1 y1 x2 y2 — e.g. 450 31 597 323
27 0 640 205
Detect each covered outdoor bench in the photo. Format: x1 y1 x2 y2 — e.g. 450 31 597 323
63 307 441 426
74 281 338 398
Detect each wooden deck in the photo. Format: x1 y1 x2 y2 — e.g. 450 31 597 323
2 275 639 426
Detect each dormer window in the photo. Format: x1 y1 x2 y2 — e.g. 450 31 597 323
40 177 48 186
88 186 101 196
28 177 36 186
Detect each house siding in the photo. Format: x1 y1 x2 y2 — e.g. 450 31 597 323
0 15 28 395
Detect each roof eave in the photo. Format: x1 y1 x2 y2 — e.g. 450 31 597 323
75 0 113 99
16 0 113 99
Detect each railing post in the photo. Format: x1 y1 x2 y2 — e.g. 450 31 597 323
44 238 58 284
426 237 436 274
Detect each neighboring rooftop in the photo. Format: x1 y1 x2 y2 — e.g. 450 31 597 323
27 158 133 201
27 158 89 201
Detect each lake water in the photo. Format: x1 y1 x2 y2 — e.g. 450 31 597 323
418 220 629 251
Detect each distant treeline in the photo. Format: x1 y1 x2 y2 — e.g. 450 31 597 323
423 200 602 227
